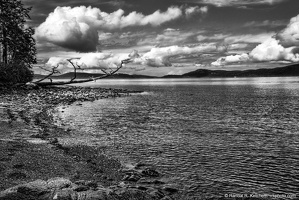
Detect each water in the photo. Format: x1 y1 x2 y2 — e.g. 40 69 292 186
58 77 299 199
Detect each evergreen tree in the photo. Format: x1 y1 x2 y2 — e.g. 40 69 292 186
0 0 36 83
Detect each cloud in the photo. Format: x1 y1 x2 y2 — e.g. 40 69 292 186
35 6 190 52
45 52 131 70
211 53 250 66
197 32 275 44
210 12 299 66
243 20 287 28
46 57 72 69
276 14 299 47
250 38 299 62
224 32 275 44
131 44 216 67
184 0 285 7
154 29 195 45
185 6 208 18
211 38 299 66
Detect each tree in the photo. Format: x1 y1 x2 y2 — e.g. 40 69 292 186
34 58 133 86
0 0 129 86
0 0 36 74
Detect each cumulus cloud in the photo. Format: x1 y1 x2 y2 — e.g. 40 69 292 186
131 44 216 67
210 12 299 66
46 57 72 69
277 14 299 47
45 52 131 70
185 6 208 18
35 5 200 52
250 38 299 62
211 53 250 66
211 38 299 66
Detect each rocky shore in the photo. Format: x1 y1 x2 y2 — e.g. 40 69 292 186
0 84 179 200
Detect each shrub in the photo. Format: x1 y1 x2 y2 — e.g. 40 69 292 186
0 62 33 84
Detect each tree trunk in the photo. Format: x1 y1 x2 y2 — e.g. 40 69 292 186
2 26 7 64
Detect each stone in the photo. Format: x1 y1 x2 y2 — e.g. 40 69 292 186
17 179 49 196
76 190 107 200
52 189 75 200
47 177 72 189
25 82 39 90
0 192 35 200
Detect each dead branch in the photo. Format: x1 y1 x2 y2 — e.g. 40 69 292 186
33 58 132 86
34 64 61 83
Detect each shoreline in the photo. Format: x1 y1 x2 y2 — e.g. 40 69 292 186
0 85 180 200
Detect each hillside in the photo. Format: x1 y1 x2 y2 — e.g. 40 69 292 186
181 64 299 78
34 64 299 80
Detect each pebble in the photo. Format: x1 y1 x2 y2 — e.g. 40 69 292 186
0 176 174 200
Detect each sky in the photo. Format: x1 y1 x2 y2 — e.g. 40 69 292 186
22 0 299 76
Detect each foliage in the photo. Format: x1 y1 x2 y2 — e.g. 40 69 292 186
0 0 36 84
0 62 33 84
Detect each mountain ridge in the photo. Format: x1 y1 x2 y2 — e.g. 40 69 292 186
34 63 299 80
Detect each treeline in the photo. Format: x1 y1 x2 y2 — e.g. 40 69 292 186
0 0 36 84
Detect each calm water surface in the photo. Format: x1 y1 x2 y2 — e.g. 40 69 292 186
58 77 299 199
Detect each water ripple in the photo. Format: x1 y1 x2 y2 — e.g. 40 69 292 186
59 78 299 198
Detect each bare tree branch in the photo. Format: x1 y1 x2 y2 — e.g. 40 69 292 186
34 64 61 83
33 58 132 86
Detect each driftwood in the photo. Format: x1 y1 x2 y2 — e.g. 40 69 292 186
33 58 132 86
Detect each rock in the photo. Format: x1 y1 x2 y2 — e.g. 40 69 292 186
25 82 39 90
0 180 49 200
16 179 49 196
76 190 107 200
0 191 35 200
52 189 76 200
47 177 72 189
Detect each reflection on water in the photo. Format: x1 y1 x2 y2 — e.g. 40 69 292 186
60 77 299 199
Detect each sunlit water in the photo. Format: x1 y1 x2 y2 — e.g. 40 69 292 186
58 77 299 199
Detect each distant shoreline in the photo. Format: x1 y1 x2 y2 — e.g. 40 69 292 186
34 63 299 80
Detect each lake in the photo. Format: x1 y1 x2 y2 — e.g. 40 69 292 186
57 77 299 199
